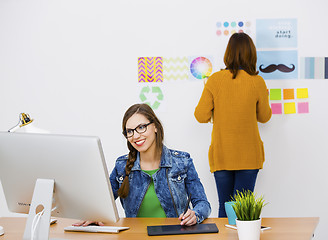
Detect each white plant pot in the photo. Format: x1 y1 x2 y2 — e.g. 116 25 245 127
236 218 261 240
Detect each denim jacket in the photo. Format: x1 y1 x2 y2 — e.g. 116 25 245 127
109 145 211 223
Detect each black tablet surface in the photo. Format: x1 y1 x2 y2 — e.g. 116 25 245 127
147 223 219 236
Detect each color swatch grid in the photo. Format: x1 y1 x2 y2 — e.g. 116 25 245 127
300 57 328 79
269 88 309 114
216 21 251 37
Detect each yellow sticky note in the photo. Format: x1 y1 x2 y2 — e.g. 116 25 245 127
284 102 296 114
297 88 308 99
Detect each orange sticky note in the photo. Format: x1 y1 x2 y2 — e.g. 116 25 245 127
283 89 294 100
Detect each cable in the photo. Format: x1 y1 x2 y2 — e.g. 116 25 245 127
31 211 42 240
30 209 44 240
30 206 57 239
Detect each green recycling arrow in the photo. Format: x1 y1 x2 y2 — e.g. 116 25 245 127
139 86 164 110
139 86 150 102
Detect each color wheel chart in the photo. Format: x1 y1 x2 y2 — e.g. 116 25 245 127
190 57 213 79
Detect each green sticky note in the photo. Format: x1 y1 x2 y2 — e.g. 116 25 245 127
270 89 282 100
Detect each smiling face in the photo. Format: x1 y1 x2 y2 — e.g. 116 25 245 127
125 113 157 155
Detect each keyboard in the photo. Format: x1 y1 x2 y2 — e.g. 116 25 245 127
64 225 129 233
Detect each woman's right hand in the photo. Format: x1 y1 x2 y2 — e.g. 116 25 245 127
179 209 197 226
72 220 104 226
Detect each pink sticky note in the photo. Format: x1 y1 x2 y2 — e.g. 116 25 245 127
271 103 282 114
298 102 309 114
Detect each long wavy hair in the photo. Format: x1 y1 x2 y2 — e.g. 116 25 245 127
118 103 164 198
224 32 259 79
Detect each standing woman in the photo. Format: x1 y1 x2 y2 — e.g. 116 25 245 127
194 33 272 217
110 103 211 225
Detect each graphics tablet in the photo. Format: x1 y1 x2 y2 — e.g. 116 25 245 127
147 223 218 236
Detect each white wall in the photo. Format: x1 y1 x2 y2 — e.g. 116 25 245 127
0 0 327 239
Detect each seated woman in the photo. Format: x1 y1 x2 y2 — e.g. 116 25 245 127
75 103 211 226
111 103 210 226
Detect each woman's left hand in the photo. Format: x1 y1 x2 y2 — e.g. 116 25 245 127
72 220 104 226
179 209 197 226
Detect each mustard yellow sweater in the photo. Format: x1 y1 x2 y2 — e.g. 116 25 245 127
194 70 272 172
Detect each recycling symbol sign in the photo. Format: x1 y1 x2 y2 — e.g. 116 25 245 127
139 86 164 110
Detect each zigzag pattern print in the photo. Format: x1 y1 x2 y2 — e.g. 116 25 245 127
138 57 163 82
163 57 189 80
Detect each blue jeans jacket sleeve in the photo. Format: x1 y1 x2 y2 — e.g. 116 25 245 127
109 154 128 200
184 158 211 223
109 166 119 200
166 148 211 223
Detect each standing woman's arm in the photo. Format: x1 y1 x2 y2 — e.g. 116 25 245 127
256 76 272 123
194 77 214 123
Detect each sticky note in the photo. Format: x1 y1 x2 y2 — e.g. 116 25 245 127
298 102 309 114
283 89 294 100
271 103 282 114
284 102 296 114
270 89 281 100
297 88 308 99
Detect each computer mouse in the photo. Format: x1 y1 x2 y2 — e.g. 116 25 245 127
0 225 4 236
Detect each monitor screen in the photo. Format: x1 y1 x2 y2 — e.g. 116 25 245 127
0 132 119 224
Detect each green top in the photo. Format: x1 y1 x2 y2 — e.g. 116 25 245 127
137 169 167 218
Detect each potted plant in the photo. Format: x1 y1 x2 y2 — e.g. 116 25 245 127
232 190 267 240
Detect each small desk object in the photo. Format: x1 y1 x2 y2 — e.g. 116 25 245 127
0 216 319 240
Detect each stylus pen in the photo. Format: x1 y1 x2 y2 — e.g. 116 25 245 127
225 224 237 230
183 193 191 215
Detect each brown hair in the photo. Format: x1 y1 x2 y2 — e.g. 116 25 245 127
118 103 164 198
224 32 259 79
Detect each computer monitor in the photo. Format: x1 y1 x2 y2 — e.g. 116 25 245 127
0 132 119 239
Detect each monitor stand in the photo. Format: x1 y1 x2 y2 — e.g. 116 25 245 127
23 179 67 240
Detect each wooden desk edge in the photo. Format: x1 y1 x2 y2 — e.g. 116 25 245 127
0 216 320 240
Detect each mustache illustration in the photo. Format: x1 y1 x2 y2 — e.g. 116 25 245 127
259 64 295 73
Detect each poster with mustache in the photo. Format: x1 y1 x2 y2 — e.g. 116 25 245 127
257 50 298 80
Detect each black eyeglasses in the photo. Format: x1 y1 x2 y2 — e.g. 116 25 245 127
123 122 153 138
